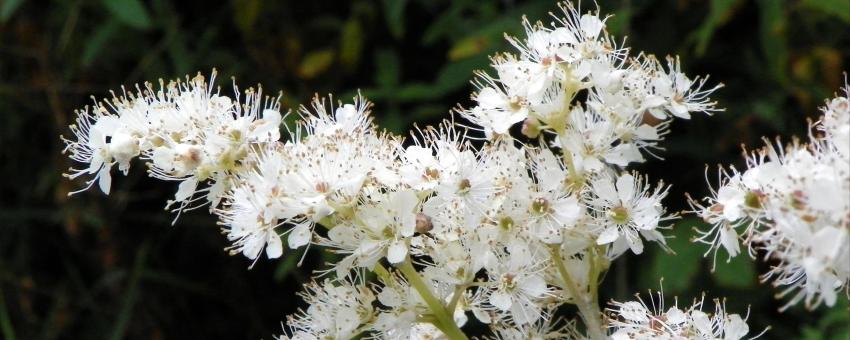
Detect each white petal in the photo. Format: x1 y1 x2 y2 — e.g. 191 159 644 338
472 306 492 324
616 173 636 203
720 226 740 257
521 275 548 298
489 290 513 311
597 227 620 245
635 124 660 140
287 223 312 249
94 116 121 135
175 177 198 202
265 231 283 258
580 14 604 39
97 166 112 195
592 176 617 202
387 241 407 263
723 314 749 340
643 94 667 109
625 229 644 254
619 301 649 322
242 236 263 260
691 310 712 335
476 87 506 109
670 102 691 119
88 152 105 175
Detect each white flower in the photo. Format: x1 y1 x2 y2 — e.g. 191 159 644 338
588 172 671 256
484 241 551 325
489 311 584 340
690 86 850 309
63 70 284 216
218 187 285 261
460 81 529 139
63 2 735 338
608 292 759 340
281 277 376 340
644 56 723 119
321 190 419 276
62 111 127 195
517 147 584 245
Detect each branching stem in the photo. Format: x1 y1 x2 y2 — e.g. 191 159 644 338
397 259 468 340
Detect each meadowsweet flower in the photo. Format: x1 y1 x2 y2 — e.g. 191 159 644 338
607 291 760 340
64 1 731 338
482 241 552 325
644 56 723 119
281 277 376 340
489 312 585 340
526 147 583 244
587 172 671 256
689 85 850 309
63 70 283 213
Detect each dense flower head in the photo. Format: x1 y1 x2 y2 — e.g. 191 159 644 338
62 70 282 215
607 291 761 340
62 2 732 339
688 85 850 311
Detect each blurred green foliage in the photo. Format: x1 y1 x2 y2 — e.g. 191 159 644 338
0 0 848 339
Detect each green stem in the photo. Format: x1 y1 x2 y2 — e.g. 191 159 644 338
549 245 606 340
397 260 468 340
447 283 467 314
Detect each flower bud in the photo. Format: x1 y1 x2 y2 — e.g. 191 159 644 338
521 117 541 138
415 213 433 234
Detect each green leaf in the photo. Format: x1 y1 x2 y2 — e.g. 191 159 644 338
434 54 490 90
605 5 632 36
0 0 23 23
339 19 363 70
375 49 400 88
819 299 850 339
233 0 262 33
101 0 152 30
382 0 406 39
297 49 335 79
757 0 789 85
448 36 490 61
273 255 299 282
81 19 121 67
640 219 704 293
800 0 850 23
0 283 15 340
107 242 148 340
693 0 743 56
712 249 756 288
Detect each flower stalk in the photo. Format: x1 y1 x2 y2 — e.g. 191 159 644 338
397 259 468 340
550 245 606 340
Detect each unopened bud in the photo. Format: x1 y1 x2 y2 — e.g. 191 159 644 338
521 117 541 138
415 213 433 233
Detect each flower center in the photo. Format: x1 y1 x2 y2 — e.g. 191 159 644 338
424 167 440 180
501 273 517 290
610 206 629 224
458 178 471 194
499 216 514 231
531 197 550 214
744 190 763 209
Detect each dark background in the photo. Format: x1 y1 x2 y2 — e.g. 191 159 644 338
1 0 849 339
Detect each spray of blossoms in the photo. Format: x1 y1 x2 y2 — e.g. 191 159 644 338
62 70 282 219
688 85 850 311
61 2 759 339
607 288 766 340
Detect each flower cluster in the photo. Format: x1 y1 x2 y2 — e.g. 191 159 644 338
607 291 760 340
688 86 850 310
61 2 756 340
62 71 282 216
